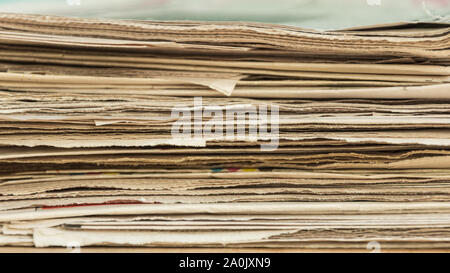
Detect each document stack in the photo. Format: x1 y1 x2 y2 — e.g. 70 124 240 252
0 13 449 251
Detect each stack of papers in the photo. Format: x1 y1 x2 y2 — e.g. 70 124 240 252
0 13 449 251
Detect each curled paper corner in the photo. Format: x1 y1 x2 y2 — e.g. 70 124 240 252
185 76 245 97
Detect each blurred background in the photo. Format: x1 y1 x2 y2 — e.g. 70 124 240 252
0 0 449 29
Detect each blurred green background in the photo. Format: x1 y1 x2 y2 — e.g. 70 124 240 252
0 0 449 29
